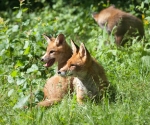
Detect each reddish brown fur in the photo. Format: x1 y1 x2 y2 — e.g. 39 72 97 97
38 75 73 106
58 41 109 103
92 6 144 46
38 34 74 107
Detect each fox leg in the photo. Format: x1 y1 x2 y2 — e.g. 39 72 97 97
115 35 123 46
73 78 87 104
76 87 87 104
37 98 61 107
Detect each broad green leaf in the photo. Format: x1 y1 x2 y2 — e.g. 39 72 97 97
26 64 38 73
15 60 23 67
12 25 19 32
7 75 14 83
13 95 30 109
22 19 30 26
16 78 26 85
16 10 22 18
23 46 30 55
13 7 19 9
36 71 41 76
22 8 28 12
141 2 144 8
23 41 29 49
145 17 150 20
8 89 14 97
11 70 18 77
0 49 5 56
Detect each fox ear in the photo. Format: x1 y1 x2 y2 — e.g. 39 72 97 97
55 34 65 46
79 43 87 58
71 40 79 54
109 5 115 8
43 34 52 43
92 13 98 22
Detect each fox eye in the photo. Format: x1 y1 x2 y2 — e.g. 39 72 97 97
49 50 55 54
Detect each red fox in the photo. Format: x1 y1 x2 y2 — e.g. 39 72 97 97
38 34 74 107
58 41 109 103
92 5 144 46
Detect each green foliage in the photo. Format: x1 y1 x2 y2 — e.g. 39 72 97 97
0 0 150 125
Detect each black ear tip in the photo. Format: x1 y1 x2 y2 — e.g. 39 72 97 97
59 33 64 36
71 40 79 50
58 34 65 39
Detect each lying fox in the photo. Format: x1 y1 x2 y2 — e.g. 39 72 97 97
38 34 74 107
92 5 144 46
58 41 109 103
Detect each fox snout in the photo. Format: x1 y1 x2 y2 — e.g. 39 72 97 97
41 57 44 61
57 70 66 76
58 65 68 75
41 54 49 62
58 69 73 77
41 56 47 62
58 65 73 76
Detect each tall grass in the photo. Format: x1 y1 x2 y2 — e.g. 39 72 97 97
0 1 150 125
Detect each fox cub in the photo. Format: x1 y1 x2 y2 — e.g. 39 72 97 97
38 34 74 107
58 41 109 103
92 5 144 46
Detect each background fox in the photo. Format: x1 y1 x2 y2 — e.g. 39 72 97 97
58 41 109 103
92 5 144 46
38 34 74 107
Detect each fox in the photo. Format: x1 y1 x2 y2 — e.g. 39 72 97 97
92 5 144 46
58 41 109 103
37 34 74 107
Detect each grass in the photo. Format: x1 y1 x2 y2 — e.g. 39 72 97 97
0 1 150 125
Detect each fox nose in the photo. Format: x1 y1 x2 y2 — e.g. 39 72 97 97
57 70 66 76
41 58 44 61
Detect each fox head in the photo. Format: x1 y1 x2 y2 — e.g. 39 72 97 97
58 41 91 78
41 34 68 68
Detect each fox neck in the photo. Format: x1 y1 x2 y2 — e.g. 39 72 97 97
58 44 72 70
78 58 108 87
74 59 104 96
76 57 93 82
